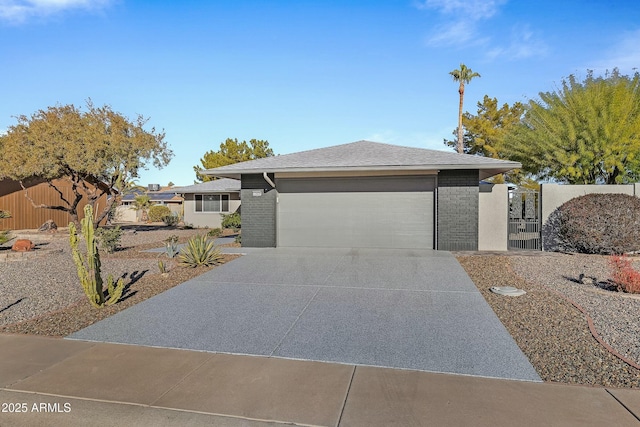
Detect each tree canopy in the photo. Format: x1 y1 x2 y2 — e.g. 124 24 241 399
194 138 274 181
0 101 172 226
444 95 528 184
505 69 640 184
445 95 525 158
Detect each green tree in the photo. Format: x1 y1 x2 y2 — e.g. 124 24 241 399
444 95 529 184
506 69 640 184
449 64 481 154
0 101 172 227
131 195 152 222
194 138 274 182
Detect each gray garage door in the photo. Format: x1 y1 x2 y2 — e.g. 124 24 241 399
277 176 435 249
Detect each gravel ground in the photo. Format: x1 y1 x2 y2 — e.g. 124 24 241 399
457 254 640 389
509 253 640 367
0 225 239 336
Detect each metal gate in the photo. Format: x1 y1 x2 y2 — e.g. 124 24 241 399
508 188 541 250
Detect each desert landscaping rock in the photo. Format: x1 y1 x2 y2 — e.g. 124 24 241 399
0 226 238 336
458 255 640 388
509 254 640 369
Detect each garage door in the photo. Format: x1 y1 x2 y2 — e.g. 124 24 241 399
277 176 435 249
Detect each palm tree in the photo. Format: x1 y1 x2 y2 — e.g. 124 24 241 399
449 64 481 154
132 195 151 222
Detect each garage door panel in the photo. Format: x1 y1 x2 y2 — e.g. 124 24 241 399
278 191 433 249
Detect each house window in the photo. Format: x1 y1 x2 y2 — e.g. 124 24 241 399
195 194 230 212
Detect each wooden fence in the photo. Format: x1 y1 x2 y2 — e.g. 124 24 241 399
0 178 107 230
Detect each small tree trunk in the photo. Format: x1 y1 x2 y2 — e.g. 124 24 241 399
457 84 465 154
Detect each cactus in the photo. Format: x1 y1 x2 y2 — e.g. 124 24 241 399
69 205 125 308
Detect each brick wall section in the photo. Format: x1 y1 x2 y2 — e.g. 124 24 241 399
437 170 479 251
240 174 277 247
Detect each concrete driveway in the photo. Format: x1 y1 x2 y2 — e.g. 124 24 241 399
68 248 540 381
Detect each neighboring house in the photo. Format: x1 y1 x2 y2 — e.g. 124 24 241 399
0 177 108 230
176 178 241 228
204 140 521 250
118 186 184 222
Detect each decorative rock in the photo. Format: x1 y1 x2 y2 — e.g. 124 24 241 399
12 239 35 252
38 219 58 233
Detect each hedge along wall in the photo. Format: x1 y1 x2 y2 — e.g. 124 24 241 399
540 183 640 226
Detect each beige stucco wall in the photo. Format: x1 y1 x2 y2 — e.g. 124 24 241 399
115 205 137 222
183 193 241 228
540 183 639 225
478 183 508 251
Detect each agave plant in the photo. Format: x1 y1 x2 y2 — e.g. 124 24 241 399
164 235 180 258
178 234 224 267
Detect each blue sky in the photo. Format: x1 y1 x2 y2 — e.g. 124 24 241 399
1 0 639 186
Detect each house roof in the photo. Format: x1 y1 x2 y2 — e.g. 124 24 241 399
203 140 522 180
121 190 183 202
174 178 241 194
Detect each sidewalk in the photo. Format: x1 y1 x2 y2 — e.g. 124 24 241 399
1 333 638 426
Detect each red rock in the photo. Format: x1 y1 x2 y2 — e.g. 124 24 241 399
12 239 35 252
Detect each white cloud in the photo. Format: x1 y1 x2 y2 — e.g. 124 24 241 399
485 25 547 61
0 0 113 24
589 29 640 75
417 0 507 47
416 0 546 61
417 0 505 21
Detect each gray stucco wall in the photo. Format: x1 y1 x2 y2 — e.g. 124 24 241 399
437 170 479 251
241 174 277 247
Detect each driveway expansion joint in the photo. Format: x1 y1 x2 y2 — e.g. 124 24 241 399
269 287 321 357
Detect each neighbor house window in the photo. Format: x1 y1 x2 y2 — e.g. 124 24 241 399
195 194 230 212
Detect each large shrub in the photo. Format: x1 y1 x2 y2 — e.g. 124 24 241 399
148 205 172 222
547 193 640 254
95 226 123 253
221 212 241 230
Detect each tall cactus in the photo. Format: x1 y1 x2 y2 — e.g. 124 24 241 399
69 205 125 308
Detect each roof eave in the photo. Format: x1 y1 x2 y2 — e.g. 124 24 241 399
204 162 522 180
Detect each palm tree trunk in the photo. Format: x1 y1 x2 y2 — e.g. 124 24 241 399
457 83 465 154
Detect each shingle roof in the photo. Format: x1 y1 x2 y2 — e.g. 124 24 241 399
203 140 521 180
121 191 182 202
174 178 240 194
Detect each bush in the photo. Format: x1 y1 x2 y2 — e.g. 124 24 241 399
95 226 123 253
207 228 222 237
609 255 640 293
162 214 179 226
148 205 172 223
178 235 224 267
0 230 11 245
546 193 640 254
222 212 241 230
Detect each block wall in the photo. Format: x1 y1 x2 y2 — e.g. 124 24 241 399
240 174 277 247
437 170 479 251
